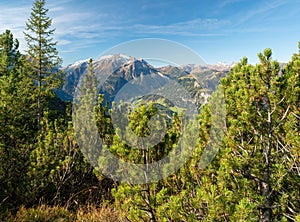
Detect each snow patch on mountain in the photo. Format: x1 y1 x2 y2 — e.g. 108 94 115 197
65 59 89 69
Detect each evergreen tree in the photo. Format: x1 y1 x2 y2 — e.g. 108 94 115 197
201 49 300 221
71 58 115 205
164 50 299 221
0 30 36 215
0 30 21 76
24 0 63 129
110 103 182 221
112 47 300 221
73 58 101 167
27 110 107 208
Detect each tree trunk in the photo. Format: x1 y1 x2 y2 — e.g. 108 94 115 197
260 106 273 222
37 33 42 130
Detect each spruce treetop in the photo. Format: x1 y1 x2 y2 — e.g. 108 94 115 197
24 0 61 73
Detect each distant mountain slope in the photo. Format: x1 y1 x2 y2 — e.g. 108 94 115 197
99 57 169 104
58 54 131 101
57 54 232 109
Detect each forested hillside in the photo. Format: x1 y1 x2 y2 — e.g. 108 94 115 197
0 0 299 221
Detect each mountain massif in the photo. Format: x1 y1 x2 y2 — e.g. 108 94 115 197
58 54 233 109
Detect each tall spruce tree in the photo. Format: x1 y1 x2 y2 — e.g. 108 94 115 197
24 0 63 129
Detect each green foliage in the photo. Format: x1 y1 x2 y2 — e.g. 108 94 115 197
1 11 300 221
24 0 62 78
95 94 114 146
0 30 36 215
111 45 299 221
218 48 300 221
73 58 100 167
24 0 64 128
94 98 182 221
27 109 110 208
0 30 21 76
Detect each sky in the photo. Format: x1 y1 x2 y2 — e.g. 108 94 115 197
1 0 300 66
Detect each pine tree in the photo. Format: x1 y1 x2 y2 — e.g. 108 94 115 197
128 47 300 221
27 111 105 207
280 44 300 220
110 103 183 221
71 58 116 205
0 30 21 76
24 0 63 129
73 58 101 167
0 30 36 214
217 49 299 221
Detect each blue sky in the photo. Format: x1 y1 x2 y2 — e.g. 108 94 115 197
1 0 300 66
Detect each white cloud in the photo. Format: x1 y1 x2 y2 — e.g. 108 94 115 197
57 39 72 46
0 5 31 51
49 6 65 12
0 1 229 58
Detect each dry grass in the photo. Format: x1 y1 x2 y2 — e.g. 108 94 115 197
4 203 120 222
76 203 119 222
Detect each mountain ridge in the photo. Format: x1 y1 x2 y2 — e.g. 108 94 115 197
57 54 231 108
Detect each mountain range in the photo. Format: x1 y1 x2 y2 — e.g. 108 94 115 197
56 54 234 109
